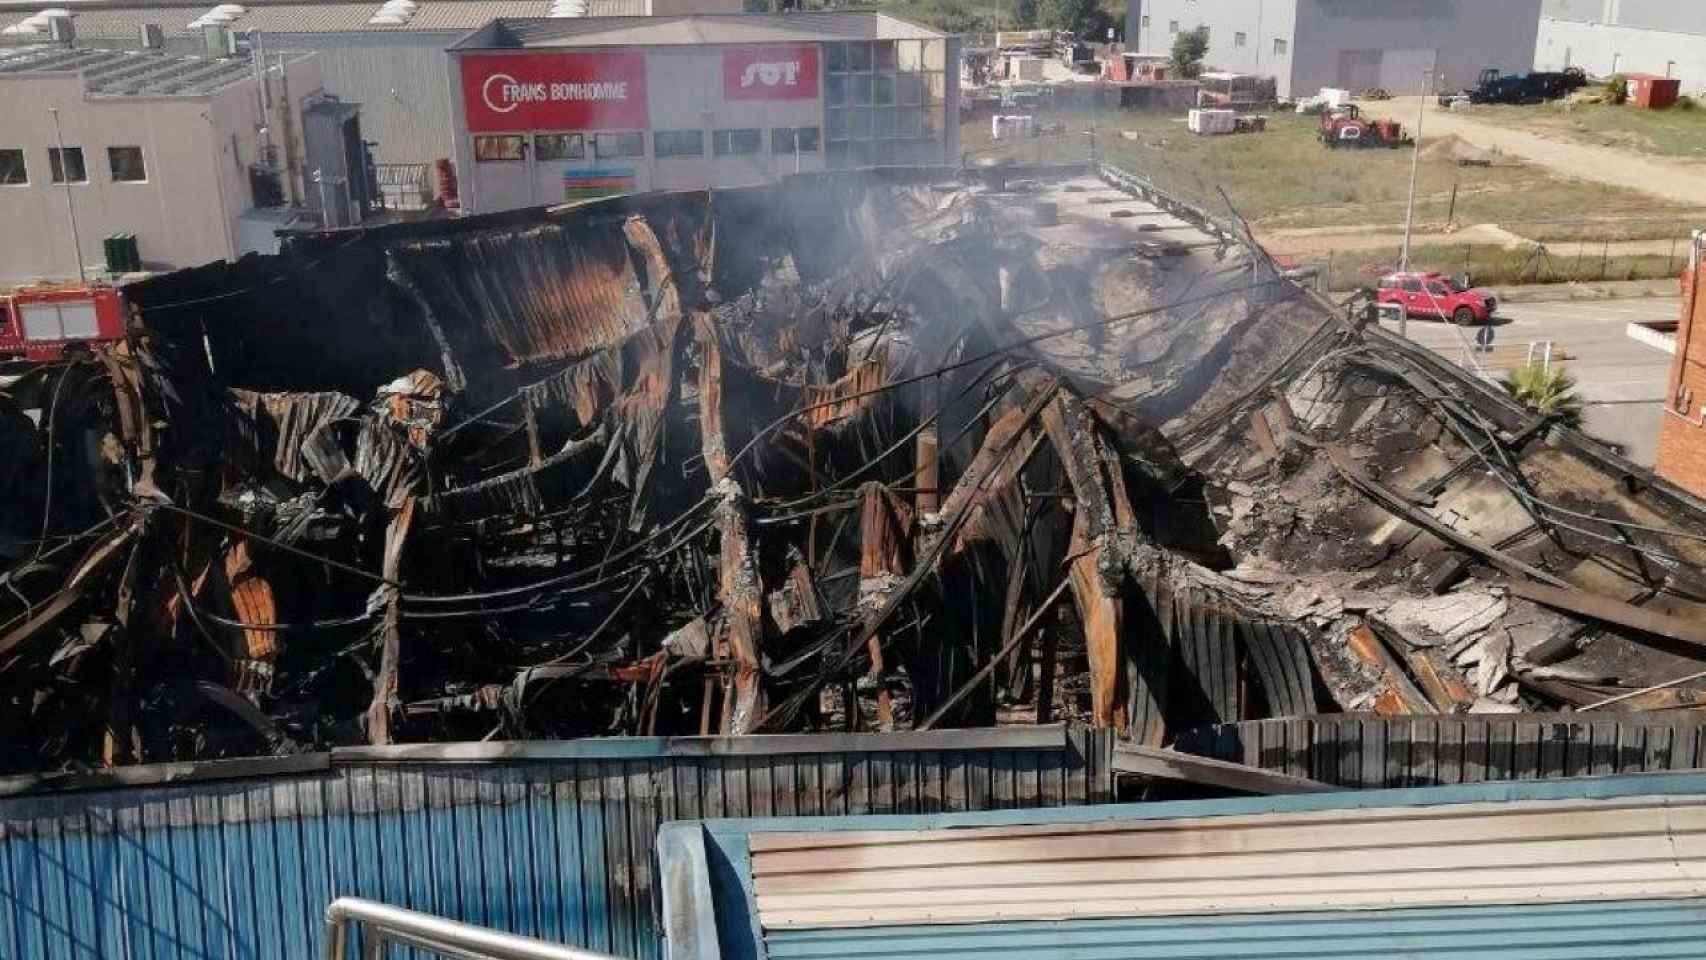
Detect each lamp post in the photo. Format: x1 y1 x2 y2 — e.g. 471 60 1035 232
1397 64 1433 338
48 107 86 282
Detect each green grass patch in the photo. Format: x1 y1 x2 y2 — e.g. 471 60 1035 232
1468 101 1706 159
960 108 1706 233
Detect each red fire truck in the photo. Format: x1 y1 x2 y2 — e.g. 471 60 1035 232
0 285 126 362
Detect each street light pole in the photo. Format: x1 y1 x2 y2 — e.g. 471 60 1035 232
48 107 86 282
1397 65 1431 338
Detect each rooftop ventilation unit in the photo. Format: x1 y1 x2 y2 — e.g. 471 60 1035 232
188 3 245 29
548 0 588 16
368 0 421 26
4 8 72 36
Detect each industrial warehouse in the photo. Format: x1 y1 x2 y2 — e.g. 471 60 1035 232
447 12 958 210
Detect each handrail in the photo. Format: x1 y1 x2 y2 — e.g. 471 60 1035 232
325 898 625 960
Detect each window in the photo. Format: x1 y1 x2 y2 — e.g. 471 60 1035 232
1274 38 1288 56
473 135 525 162
1235 31 1247 47
48 146 86 184
1427 281 1450 297
1168 20 1179 34
107 146 146 182
713 128 762 156
654 129 704 158
535 134 584 160
0 149 24 185
772 127 820 153
1401 279 1423 293
1140 15 1149 27
594 132 644 159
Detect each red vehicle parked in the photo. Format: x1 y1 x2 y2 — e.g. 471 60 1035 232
0 285 126 362
1376 271 1499 325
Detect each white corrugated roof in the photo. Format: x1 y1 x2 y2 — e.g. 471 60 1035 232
461 12 945 49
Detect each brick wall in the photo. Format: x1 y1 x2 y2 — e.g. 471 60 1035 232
1656 233 1706 498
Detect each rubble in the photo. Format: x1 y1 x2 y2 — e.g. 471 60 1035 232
1 167 1705 774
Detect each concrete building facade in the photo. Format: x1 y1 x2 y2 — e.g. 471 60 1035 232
447 13 958 214
1536 0 1706 95
1129 0 1542 99
0 44 325 283
0 0 743 172
1657 232 1706 500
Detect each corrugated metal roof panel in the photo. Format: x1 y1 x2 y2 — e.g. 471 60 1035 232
38 0 550 37
474 11 944 49
763 900 1706 960
750 795 1706 928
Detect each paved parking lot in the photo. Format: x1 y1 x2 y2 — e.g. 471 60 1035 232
1380 297 1678 466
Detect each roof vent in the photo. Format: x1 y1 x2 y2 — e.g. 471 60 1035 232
3 8 70 36
549 0 588 16
368 0 420 26
188 3 245 29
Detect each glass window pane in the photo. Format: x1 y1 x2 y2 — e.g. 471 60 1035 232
873 41 896 71
797 127 820 152
896 39 923 71
826 109 847 141
49 147 86 183
894 108 921 138
847 41 872 71
895 73 922 106
827 140 851 168
535 133 585 160
107 146 146 182
655 130 703 157
0 149 27 185
713 128 761 155
925 73 946 105
874 74 894 105
851 74 872 105
848 108 872 140
826 75 847 106
923 40 945 70
474 136 524 162
826 42 846 73
771 127 794 153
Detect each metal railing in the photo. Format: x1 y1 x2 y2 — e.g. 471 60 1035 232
325 898 625 960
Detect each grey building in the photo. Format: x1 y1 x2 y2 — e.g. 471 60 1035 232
448 12 958 213
0 44 327 283
1536 0 1706 94
0 0 743 173
1128 0 1543 99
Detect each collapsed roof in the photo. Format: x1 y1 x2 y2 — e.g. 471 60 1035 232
1 165 1703 773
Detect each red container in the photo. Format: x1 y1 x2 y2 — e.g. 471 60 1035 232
1626 73 1681 110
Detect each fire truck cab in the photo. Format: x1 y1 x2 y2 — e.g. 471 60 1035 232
0 286 126 362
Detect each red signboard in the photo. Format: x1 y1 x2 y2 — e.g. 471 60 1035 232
460 52 649 133
722 45 819 101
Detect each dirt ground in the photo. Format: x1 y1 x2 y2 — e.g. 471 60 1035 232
1362 96 1706 208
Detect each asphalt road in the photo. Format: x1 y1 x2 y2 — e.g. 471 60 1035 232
1379 296 1678 466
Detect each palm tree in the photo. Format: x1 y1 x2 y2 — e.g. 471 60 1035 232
1501 363 1584 427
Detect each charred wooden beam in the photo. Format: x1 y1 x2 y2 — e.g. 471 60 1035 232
365 496 415 746
697 320 766 734
1509 579 1706 650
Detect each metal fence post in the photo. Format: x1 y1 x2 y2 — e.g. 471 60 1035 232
1601 240 1610 281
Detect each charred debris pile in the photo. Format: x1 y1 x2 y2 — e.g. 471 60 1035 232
3 169 1706 774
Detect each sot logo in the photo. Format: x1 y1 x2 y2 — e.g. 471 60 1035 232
740 60 801 89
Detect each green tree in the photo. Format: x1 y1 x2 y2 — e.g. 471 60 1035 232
1171 24 1210 79
1038 0 1111 37
1501 364 1584 427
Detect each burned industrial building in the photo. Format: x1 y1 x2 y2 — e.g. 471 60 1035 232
2 163 1705 778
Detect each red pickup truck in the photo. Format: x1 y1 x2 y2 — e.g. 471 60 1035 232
1376 271 1498 325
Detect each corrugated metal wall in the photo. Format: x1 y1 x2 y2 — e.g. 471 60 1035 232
747 796 1706 927
1174 715 1706 788
0 727 1114 960
267 33 462 167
